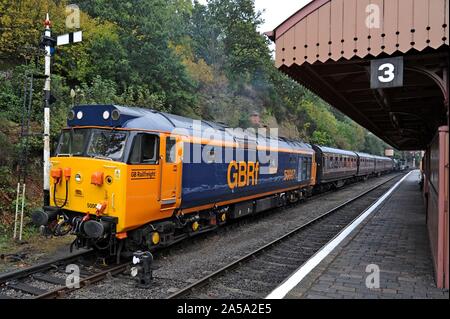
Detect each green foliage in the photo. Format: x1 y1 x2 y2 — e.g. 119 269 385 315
119 85 167 111
0 0 393 152
0 77 22 122
0 0 395 235
363 132 387 156
311 131 332 146
78 75 118 104
0 130 13 170
75 0 197 113
190 1 224 66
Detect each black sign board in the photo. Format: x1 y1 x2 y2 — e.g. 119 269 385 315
370 56 404 89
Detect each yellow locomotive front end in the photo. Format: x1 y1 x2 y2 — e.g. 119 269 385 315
50 156 127 234
32 127 131 251
31 111 175 255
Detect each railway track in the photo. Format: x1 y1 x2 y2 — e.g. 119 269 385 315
0 173 403 299
167 173 404 299
0 250 129 299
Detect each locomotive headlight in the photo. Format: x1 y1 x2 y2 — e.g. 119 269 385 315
102 110 110 120
111 109 120 121
76 111 83 119
75 173 82 183
68 110 75 121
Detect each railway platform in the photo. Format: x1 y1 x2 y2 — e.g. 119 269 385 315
272 171 449 299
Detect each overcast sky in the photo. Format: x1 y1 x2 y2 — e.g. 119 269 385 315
196 0 312 33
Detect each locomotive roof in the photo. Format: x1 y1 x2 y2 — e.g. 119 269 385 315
316 145 357 157
373 155 393 161
354 150 393 161
67 104 313 152
354 152 375 159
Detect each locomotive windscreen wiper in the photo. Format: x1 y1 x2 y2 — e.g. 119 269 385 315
94 155 113 161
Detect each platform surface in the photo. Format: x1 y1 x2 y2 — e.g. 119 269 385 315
285 171 449 299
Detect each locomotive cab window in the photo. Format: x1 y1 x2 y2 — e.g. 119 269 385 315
87 130 128 160
166 137 177 163
305 157 311 180
57 128 128 161
57 129 90 156
300 156 311 181
129 134 159 164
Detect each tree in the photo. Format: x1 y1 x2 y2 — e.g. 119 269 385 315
190 1 224 66
77 0 197 114
207 0 272 84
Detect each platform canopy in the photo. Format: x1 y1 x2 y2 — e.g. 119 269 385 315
267 0 449 150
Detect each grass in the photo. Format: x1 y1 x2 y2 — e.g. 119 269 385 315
0 226 76 273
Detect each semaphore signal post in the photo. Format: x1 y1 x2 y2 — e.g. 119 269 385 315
39 13 82 207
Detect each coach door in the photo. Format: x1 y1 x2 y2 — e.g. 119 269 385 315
160 136 181 209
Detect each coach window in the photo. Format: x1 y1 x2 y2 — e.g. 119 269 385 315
129 134 159 164
166 137 177 163
301 157 308 180
306 157 311 180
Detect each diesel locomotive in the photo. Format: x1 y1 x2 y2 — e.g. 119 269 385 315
32 105 394 256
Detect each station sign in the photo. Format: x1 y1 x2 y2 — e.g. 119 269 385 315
370 56 404 89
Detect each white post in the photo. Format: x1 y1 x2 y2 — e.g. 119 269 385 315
13 183 20 239
19 184 26 241
43 13 51 206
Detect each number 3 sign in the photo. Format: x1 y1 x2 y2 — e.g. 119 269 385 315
370 56 404 89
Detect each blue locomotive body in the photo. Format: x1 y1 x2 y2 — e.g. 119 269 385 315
180 142 314 209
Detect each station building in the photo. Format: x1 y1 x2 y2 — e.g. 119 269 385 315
267 0 448 290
